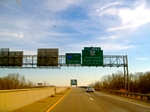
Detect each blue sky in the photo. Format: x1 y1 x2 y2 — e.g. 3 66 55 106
0 0 150 86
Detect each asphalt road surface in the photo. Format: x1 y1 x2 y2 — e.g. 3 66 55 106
48 87 150 112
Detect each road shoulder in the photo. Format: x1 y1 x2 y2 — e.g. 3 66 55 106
13 88 71 112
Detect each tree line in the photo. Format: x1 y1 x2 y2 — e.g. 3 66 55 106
0 73 50 90
0 73 35 89
90 71 150 94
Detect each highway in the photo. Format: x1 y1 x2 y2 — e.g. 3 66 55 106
48 87 150 112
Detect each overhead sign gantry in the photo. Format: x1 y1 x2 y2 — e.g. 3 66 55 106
0 47 129 90
0 47 128 69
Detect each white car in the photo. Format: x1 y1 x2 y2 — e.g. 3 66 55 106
86 87 95 92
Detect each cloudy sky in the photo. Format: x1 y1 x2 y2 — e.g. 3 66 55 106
0 0 150 86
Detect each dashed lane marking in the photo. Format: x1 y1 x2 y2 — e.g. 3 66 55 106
90 97 94 101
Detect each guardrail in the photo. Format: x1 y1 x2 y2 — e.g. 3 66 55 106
95 88 150 102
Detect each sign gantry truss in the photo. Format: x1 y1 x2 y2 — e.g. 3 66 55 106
0 55 128 69
103 55 127 67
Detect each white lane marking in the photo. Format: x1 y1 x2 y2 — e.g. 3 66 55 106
90 97 94 101
102 93 150 109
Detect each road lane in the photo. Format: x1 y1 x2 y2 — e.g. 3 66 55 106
49 87 105 112
49 87 150 112
85 89 150 112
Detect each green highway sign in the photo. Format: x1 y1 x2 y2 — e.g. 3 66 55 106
66 53 81 64
82 47 103 66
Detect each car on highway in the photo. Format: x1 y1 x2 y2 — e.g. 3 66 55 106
86 87 95 92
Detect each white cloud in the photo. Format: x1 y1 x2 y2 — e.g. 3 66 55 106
96 35 118 40
94 1 122 17
98 2 121 11
0 31 24 38
136 58 147 61
94 1 150 32
101 43 135 52
96 37 107 40
110 35 118 39
114 4 150 31
43 0 81 12
0 0 147 55
109 1 150 31
64 37 135 54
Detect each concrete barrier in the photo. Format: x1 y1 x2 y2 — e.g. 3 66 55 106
55 87 68 93
0 87 67 112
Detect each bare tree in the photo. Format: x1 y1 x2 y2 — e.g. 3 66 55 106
43 81 49 87
90 71 150 94
0 73 35 90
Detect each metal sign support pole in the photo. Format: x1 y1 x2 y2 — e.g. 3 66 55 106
123 63 126 91
126 55 129 92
